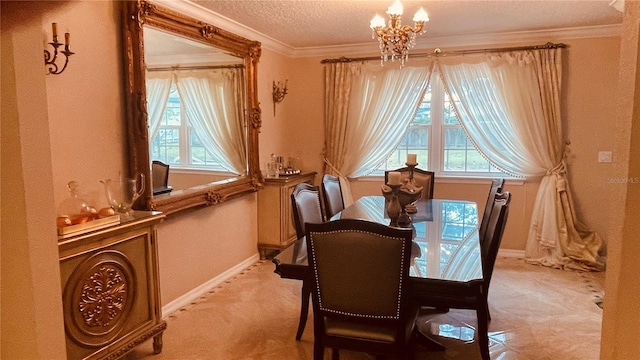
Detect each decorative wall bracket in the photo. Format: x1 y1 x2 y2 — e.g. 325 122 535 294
272 80 288 116
44 23 74 75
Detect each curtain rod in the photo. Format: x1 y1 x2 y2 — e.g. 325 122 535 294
146 64 244 72
320 42 567 64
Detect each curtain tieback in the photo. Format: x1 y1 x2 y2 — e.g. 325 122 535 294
546 161 565 176
546 161 567 192
323 158 346 178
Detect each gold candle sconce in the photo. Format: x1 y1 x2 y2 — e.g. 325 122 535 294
272 80 288 116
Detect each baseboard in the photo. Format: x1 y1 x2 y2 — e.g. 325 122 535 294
498 249 525 258
161 253 261 317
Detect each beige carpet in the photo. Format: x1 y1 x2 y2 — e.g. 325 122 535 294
127 257 605 360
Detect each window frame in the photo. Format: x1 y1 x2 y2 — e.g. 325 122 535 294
150 85 231 174
371 73 511 180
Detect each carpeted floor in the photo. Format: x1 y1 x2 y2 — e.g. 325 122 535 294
127 256 605 360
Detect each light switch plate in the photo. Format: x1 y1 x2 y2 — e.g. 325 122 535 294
598 151 612 163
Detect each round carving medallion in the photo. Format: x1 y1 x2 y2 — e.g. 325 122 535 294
64 250 137 347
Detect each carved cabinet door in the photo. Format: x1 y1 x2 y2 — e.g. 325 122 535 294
58 212 165 360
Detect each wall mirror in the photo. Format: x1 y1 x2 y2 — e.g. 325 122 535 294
122 0 263 215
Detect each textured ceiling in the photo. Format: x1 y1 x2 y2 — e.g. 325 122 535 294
190 0 623 49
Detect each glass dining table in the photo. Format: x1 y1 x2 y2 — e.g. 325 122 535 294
272 195 484 345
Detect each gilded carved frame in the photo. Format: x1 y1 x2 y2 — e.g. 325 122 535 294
122 0 263 215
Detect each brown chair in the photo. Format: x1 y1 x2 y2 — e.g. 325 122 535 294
305 219 418 360
291 182 325 240
290 182 325 340
321 174 345 219
385 167 435 200
478 178 504 243
151 160 173 195
415 191 511 360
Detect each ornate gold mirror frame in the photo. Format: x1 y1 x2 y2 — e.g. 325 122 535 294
122 0 263 215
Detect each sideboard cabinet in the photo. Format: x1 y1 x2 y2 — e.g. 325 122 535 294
257 172 316 258
58 211 166 360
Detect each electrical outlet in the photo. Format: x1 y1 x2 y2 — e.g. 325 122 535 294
598 151 612 163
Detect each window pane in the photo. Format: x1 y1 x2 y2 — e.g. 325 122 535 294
444 149 466 171
165 88 181 126
375 86 431 172
443 92 459 125
466 147 492 172
150 128 180 165
151 87 181 165
189 130 219 166
414 87 431 126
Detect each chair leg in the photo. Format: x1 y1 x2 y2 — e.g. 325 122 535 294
477 303 491 360
332 348 340 360
313 341 324 360
295 280 311 340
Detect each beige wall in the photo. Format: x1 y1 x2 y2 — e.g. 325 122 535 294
601 2 640 358
2 2 71 358
2 0 637 359
43 1 126 209
564 36 622 243
156 195 258 304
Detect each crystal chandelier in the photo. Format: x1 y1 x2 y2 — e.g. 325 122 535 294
370 0 429 66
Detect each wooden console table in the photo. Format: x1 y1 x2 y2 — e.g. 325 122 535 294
58 211 166 360
257 171 316 259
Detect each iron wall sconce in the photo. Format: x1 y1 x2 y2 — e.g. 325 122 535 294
44 23 74 75
272 80 288 116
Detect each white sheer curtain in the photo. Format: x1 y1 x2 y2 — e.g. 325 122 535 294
438 49 604 271
324 63 432 180
145 71 173 140
174 68 246 175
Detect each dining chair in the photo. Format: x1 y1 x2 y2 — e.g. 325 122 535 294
478 178 505 244
305 219 418 360
415 191 511 360
385 167 435 200
291 182 325 240
289 182 325 340
151 160 173 195
321 174 345 219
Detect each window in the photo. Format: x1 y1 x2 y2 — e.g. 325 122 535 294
375 74 504 177
150 85 226 171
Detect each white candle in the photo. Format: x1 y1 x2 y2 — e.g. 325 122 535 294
388 171 402 186
52 23 58 38
407 154 417 165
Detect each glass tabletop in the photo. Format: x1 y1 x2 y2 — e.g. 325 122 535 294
274 196 483 283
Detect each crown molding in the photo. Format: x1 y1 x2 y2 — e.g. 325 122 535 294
153 0 292 55
291 24 623 58
154 1 622 59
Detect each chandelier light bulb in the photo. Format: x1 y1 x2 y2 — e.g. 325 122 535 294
370 14 385 29
413 7 429 23
387 0 403 16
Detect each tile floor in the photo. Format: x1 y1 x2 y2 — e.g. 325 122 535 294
128 257 605 360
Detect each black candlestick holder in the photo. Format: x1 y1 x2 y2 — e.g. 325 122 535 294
44 36 74 75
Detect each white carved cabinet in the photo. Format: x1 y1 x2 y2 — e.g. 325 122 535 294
257 172 316 258
58 211 165 360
